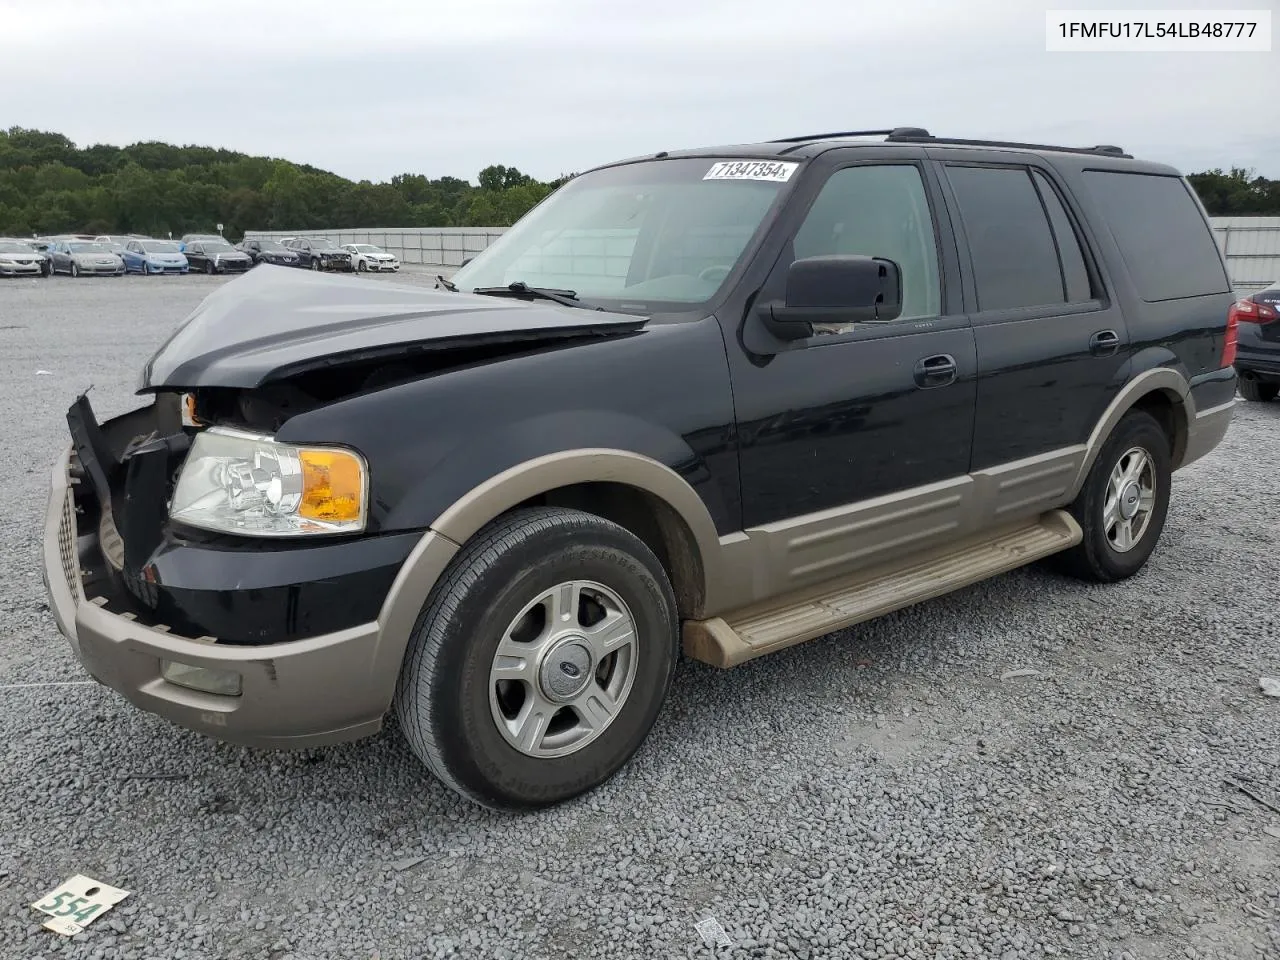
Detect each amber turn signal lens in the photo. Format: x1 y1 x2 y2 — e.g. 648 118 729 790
298 450 365 523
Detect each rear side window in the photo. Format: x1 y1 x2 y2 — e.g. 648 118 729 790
1031 171 1094 303
945 166 1064 312
1082 171 1229 301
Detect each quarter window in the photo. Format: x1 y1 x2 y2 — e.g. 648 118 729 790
789 164 941 321
1081 170 1230 302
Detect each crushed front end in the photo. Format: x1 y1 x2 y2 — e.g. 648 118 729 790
41 392 417 748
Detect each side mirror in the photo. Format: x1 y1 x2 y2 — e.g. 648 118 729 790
758 255 903 341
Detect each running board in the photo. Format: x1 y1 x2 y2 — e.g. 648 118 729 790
683 510 1082 668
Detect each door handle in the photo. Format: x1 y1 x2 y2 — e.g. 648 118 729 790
1089 329 1121 356
913 354 957 388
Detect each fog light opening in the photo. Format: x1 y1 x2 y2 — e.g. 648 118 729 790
160 660 243 697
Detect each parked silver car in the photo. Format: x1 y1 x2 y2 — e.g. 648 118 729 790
0 239 48 277
48 239 126 277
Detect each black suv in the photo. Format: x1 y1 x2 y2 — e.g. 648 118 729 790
42 128 1236 810
1231 282 1280 402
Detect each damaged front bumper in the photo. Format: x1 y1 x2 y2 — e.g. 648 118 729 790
40 397 431 749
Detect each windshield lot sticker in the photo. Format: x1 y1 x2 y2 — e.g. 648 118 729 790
703 160 798 182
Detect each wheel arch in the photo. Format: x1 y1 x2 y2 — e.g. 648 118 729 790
429 449 722 619
1070 367 1192 498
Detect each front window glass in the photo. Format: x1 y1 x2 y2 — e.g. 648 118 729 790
204 241 234 253
310 239 338 251
142 241 179 253
258 240 287 252
451 157 797 312
0 241 31 253
790 164 941 321
69 242 108 253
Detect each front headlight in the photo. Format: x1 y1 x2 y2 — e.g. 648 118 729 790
170 427 367 536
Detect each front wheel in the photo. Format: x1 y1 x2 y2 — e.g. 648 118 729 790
205 261 215 275
311 258 320 271
70 263 80 278
395 507 679 810
1054 410 1171 583
1239 379 1279 403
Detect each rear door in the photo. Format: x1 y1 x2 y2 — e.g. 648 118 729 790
932 152 1129 472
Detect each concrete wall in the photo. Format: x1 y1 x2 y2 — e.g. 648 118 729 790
246 218 1280 292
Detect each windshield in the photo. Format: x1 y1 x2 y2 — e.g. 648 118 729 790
204 241 234 252
311 239 338 251
258 240 287 251
350 244 378 252
450 157 796 312
0 242 32 253
69 242 109 253
141 241 179 253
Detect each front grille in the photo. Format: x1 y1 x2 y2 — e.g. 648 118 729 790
57 485 80 601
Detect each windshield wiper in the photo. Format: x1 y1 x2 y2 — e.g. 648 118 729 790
472 281 602 311
436 274 458 292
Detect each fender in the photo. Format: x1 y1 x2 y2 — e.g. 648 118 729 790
367 449 729 699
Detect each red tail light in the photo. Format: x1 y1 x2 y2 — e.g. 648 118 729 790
1224 300 1243 366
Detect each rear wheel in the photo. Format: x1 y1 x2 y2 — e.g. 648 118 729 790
1054 410 1171 583
395 507 679 810
1239 379 1279 403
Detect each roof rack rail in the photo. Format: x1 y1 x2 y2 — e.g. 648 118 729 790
884 131 1132 159
771 126 929 144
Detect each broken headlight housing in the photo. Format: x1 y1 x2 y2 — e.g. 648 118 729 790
169 426 367 537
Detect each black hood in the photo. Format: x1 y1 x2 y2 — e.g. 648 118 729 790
139 266 647 390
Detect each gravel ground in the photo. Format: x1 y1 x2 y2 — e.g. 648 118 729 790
1 271 1278 960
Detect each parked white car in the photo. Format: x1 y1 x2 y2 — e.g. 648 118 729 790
342 243 400 273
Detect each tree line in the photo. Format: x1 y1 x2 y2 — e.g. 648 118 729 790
0 127 1276 242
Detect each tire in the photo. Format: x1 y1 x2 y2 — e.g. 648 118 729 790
205 261 215 275
395 507 679 810
311 258 320 271
1239 379 1279 403
1054 410 1171 583
70 263 79 278
358 259 367 272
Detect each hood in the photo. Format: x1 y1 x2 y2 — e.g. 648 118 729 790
0 253 41 261
139 265 647 390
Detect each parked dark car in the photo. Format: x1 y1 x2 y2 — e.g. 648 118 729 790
1230 282 1280 402
286 236 354 271
237 238 303 268
42 128 1235 812
184 239 253 275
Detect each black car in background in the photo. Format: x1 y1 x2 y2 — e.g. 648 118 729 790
1232 282 1280 402
237 238 303 268
286 237 354 272
184 239 254 275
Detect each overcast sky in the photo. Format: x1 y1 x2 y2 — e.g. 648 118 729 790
3 0 1276 183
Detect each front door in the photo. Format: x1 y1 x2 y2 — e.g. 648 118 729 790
726 157 978 586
